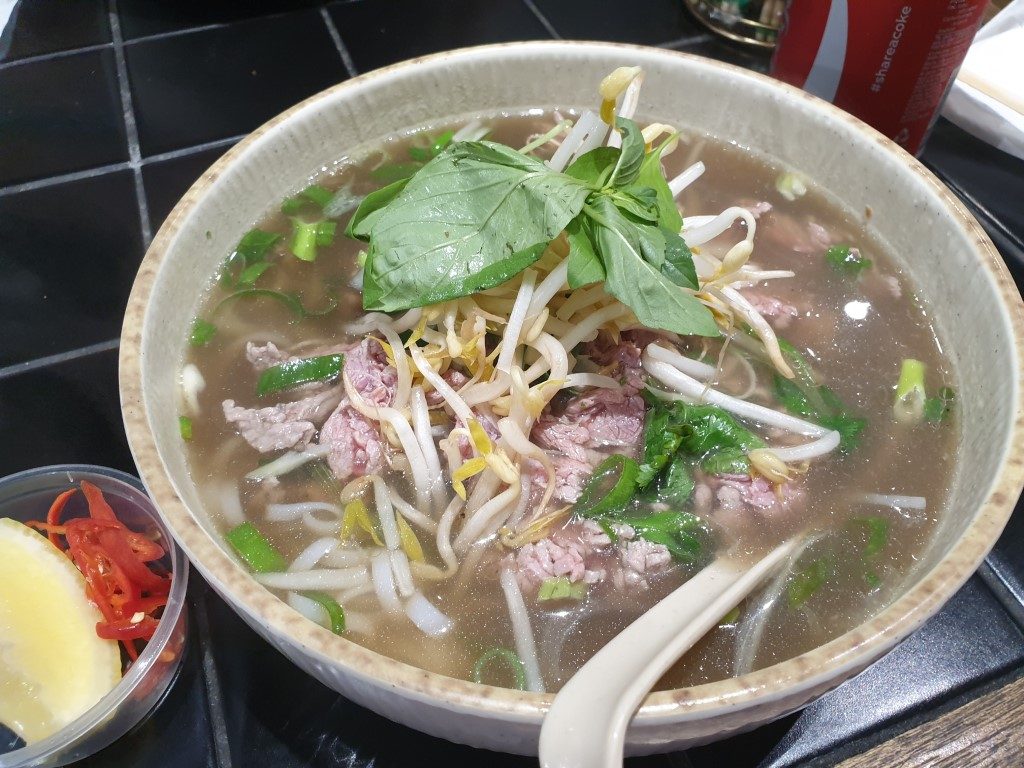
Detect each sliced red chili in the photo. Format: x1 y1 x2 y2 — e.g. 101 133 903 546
81 480 118 522
44 489 77 549
96 616 160 641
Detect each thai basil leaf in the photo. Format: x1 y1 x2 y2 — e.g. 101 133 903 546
772 372 865 453
606 187 659 222
585 195 718 337
659 226 699 290
237 261 273 286
564 146 619 187
643 453 694 506
670 402 766 458
625 510 708 564
345 178 410 240
565 215 604 288
371 162 424 184
631 137 683 232
361 141 592 312
636 400 684 488
924 386 955 423
607 117 645 188
700 448 750 475
189 318 217 347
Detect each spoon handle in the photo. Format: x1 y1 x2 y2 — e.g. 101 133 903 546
538 538 798 768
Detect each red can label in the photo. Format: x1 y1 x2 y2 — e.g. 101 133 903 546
771 0 988 154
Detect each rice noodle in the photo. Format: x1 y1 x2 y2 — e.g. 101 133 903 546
288 537 339 572
255 567 367 591
734 534 825 675
215 483 245 527
454 481 521 552
181 363 206 415
410 386 446 513
669 161 705 198
389 548 416 597
769 430 841 461
497 270 537 373
410 347 475 423
245 444 331 481
499 566 545 692
682 207 757 248
404 592 454 636
370 551 401 613
643 346 826 436
861 493 927 511
266 501 341 522
321 547 370 568
286 592 329 627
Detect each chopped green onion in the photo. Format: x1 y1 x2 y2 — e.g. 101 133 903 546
788 556 835 608
864 571 882 590
315 221 337 246
234 229 280 265
924 386 956 423
214 288 338 321
538 576 586 602
178 416 193 441
472 647 527 690
371 162 424 184
894 358 926 424
859 516 890 558
775 171 808 201
719 605 741 626
303 591 346 634
237 261 273 286
256 354 344 397
574 454 639 518
189 318 217 347
226 522 287 573
281 184 334 214
289 219 337 261
408 130 455 163
825 245 872 275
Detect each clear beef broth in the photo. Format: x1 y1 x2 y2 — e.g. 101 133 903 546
183 112 956 691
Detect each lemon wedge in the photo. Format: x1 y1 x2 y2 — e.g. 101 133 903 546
0 517 121 744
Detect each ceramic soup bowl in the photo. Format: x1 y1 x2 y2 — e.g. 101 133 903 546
120 42 1024 754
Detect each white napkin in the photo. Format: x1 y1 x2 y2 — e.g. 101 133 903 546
942 0 1024 160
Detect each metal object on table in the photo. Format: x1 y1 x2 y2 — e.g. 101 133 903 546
683 0 785 48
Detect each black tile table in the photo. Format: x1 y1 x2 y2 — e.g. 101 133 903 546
1 2 1022 766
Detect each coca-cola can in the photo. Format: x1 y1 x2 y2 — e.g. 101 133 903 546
771 0 989 154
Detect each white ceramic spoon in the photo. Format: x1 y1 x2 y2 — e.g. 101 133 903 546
538 538 799 768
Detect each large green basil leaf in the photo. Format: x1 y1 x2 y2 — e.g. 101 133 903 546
585 196 718 336
564 146 618 187
565 216 604 288
360 141 592 311
608 118 645 188
345 177 410 240
631 138 683 232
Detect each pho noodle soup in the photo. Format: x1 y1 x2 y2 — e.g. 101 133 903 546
180 68 956 692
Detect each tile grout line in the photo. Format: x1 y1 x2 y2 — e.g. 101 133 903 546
520 0 562 39
191 588 235 768
0 339 120 381
0 161 132 197
319 7 359 78
144 133 249 165
0 41 114 70
108 0 153 248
